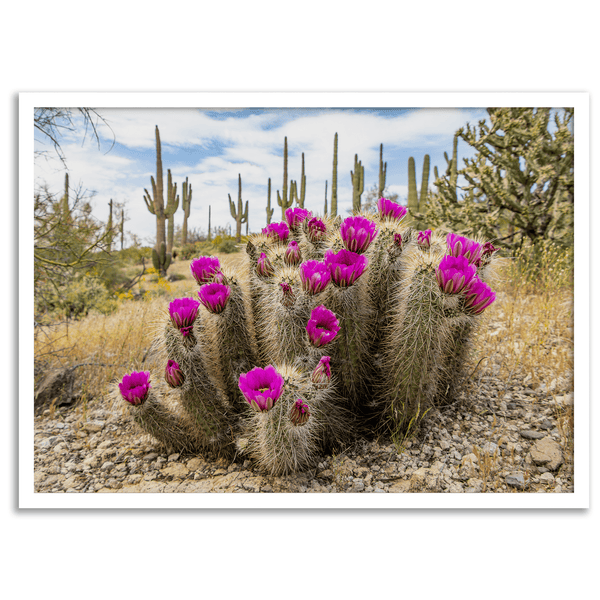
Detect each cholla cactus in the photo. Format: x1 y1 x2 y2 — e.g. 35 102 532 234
115 195 500 475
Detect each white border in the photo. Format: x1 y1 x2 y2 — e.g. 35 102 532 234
20 92 590 509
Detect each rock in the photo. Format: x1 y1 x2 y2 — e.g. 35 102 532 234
465 478 484 493
161 463 189 479
35 367 81 410
530 438 563 471
506 472 525 489
520 430 546 440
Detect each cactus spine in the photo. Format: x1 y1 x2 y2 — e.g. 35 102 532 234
266 178 274 224
291 152 306 208
277 137 294 218
351 154 365 212
331 133 338 217
229 174 249 243
143 126 172 276
378 143 387 197
182 177 192 246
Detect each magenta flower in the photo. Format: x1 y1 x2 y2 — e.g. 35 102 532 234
285 207 311 229
290 398 310 426
256 252 275 277
436 255 477 294
306 305 340 347
394 233 403 247
119 371 151 406
262 221 290 243
324 248 368 288
340 216 379 253
377 197 408 221
284 240 302 266
417 229 432 248
307 217 327 243
482 241 497 257
446 233 483 265
190 256 222 286
311 355 331 388
300 260 331 295
463 276 496 314
164 360 184 388
198 282 231 314
169 297 200 336
238 365 285 412
280 281 296 307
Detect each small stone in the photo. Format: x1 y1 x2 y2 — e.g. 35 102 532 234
530 438 563 471
539 472 555 484
84 421 105 433
520 430 546 440
168 453 180 462
506 472 525 489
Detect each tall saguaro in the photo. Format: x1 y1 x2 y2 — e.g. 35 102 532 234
378 143 387 197
229 174 248 242
331 132 338 217
143 125 172 276
181 177 193 246
277 137 294 219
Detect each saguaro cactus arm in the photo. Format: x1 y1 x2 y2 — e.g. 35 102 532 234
331 132 338 217
266 178 274 224
277 137 294 218
378 143 387 197
350 154 364 212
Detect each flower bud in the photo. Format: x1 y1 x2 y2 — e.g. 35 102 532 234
164 360 185 388
311 356 331 388
290 398 310 426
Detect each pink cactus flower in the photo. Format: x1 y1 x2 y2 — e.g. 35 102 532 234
284 240 302 266
198 282 231 314
169 297 201 336
307 217 327 243
164 360 184 388
306 305 340 347
290 398 310 426
190 256 222 285
262 221 290 243
238 365 285 412
446 233 483 265
256 252 275 277
340 215 379 253
377 197 408 221
311 355 331 388
417 229 432 248
463 276 496 314
436 255 477 294
323 248 368 288
300 260 331 295
285 207 311 229
119 371 151 405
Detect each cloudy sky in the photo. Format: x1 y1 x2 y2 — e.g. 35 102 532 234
34 106 490 245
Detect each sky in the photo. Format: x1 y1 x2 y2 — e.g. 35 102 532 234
34 107 491 246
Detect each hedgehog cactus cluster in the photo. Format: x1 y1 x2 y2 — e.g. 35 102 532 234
117 199 499 475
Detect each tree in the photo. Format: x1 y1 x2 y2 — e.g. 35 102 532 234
359 183 400 214
424 108 574 252
34 108 114 166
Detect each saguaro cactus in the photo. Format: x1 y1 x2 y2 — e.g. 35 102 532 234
119 208 125 251
331 133 338 217
266 178 274 225
182 177 192 246
165 170 179 255
106 199 114 251
60 172 71 221
291 152 306 208
143 125 172 276
378 143 387 197
229 174 248 243
351 154 365 212
277 137 294 219
419 154 431 213
407 157 419 224
208 205 212 242
324 180 328 216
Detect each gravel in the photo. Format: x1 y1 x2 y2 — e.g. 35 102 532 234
33 371 574 494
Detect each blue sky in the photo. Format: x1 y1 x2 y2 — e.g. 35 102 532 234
34 107 490 245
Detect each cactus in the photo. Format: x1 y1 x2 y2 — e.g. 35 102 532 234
407 156 418 224
350 154 365 212
229 174 248 243
442 132 459 201
208 205 212 242
119 208 125 251
117 174 499 476
165 170 179 255
419 154 431 213
324 180 328 216
106 199 114 251
152 241 172 273
60 172 71 221
331 133 338 217
277 137 294 218
143 126 173 276
182 177 192 246
291 152 306 208
266 178 274 225
378 143 387 197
